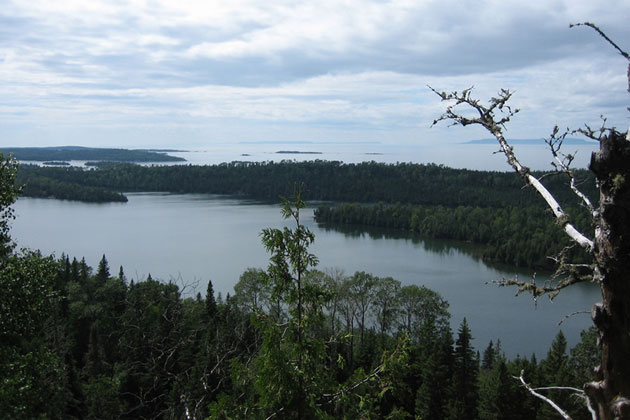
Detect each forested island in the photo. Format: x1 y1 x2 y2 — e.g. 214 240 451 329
1 146 186 163
15 160 596 269
276 150 323 154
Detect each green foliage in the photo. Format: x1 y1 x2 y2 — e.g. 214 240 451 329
17 170 128 203
448 318 479 420
397 284 450 339
0 251 65 420
414 323 454 420
15 160 597 208
568 327 600 387
230 190 330 419
0 153 19 261
1 154 604 418
0 246 600 419
96 254 111 284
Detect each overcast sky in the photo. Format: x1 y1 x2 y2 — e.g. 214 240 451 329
1 0 629 151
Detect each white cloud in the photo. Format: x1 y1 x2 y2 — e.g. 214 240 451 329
1 0 629 152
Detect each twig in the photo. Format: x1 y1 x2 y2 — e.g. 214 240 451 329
546 127 596 214
558 310 591 326
570 22 629 60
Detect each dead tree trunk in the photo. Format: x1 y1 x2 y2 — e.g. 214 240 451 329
587 131 630 420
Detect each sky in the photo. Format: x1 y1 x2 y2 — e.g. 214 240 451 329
1 0 629 152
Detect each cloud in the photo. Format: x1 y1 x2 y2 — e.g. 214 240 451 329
1 0 629 152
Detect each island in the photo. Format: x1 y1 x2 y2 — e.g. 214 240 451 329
276 150 323 154
42 161 71 166
1 146 186 163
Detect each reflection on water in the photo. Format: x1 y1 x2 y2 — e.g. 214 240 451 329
316 221 523 272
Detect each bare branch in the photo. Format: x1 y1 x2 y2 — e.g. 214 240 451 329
431 87 594 251
515 370 574 420
546 128 596 214
489 267 591 303
570 22 629 61
535 386 585 394
557 310 591 326
572 22 630 99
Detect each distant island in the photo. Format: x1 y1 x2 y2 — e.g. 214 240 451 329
276 150 323 154
1 146 186 163
139 148 187 153
42 161 71 166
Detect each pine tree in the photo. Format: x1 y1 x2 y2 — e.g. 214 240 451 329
205 279 217 321
415 322 454 420
118 265 126 284
481 340 496 371
96 254 110 284
539 331 572 418
448 318 479 420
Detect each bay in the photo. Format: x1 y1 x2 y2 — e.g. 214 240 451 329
11 193 599 358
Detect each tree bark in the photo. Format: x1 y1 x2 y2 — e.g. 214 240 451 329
587 131 630 420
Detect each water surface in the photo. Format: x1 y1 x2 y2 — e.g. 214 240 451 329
12 193 599 357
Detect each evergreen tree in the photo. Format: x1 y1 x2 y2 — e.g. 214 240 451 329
205 279 217 320
70 257 80 282
117 265 126 284
448 318 479 420
415 323 454 420
79 257 90 283
539 331 573 419
481 340 496 371
96 254 110 284
568 327 599 388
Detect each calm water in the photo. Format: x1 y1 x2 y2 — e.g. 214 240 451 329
167 142 598 171
26 141 599 171
12 193 599 358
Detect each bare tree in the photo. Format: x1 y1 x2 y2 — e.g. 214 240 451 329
432 23 630 420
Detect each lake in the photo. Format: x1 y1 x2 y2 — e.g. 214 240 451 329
24 141 599 171
11 193 599 358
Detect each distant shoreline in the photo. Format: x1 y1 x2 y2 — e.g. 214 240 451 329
1 146 186 163
276 150 323 154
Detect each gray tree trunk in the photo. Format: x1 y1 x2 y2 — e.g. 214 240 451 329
587 131 630 420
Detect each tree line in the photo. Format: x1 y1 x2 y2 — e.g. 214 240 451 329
15 161 596 268
16 160 597 208
18 170 128 203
